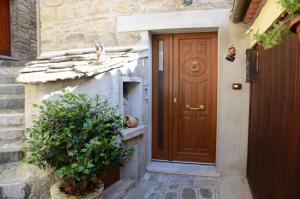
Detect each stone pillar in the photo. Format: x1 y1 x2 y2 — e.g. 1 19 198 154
10 0 37 60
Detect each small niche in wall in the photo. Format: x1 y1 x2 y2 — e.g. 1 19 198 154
121 76 143 126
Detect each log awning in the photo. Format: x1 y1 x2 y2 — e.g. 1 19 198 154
17 46 148 84
231 0 266 24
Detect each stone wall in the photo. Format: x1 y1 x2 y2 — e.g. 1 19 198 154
39 0 233 52
10 0 37 60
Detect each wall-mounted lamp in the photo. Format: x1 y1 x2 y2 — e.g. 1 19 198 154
183 0 193 6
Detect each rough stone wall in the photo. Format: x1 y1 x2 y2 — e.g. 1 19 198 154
39 0 233 52
10 0 37 60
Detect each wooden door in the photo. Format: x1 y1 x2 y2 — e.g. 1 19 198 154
0 0 11 56
247 34 300 199
152 33 217 163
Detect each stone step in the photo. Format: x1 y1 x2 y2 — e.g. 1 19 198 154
0 76 17 84
147 162 221 178
0 141 24 165
0 60 27 68
0 95 25 109
103 179 136 199
0 67 24 76
0 84 24 95
0 125 25 145
0 112 25 126
0 109 24 114
0 162 52 198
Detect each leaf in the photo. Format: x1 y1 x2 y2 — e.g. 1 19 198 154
252 0 300 49
252 22 290 49
278 0 300 15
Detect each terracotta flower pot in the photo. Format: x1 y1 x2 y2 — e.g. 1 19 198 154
50 181 104 199
100 166 120 189
290 15 300 42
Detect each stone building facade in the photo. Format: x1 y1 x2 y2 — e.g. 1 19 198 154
39 0 233 52
35 0 252 179
10 0 37 60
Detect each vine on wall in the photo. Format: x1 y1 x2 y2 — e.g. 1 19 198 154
253 0 300 49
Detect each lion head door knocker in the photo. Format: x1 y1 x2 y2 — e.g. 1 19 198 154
226 44 236 62
191 61 199 72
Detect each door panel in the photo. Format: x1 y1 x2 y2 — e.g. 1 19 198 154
173 33 217 163
152 33 217 163
152 35 172 160
0 0 11 56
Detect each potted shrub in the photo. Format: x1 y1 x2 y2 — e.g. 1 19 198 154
253 0 300 48
24 92 132 198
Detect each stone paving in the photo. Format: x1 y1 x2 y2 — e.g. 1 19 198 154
125 173 218 199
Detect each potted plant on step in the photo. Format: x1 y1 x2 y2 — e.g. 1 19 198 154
253 0 300 48
24 92 133 199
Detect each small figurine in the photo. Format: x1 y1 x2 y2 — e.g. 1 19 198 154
124 115 139 128
95 42 106 64
226 44 236 62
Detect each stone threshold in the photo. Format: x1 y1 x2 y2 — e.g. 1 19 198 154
147 161 220 178
0 56 20 61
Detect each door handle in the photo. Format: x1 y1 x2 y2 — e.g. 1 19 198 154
186 105 205 111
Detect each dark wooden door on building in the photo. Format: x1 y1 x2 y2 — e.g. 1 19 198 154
0 0 11 56
152 33 217 164
247 34 300 199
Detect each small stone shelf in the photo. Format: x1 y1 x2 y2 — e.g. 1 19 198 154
121 76 143 124
121 125 145 141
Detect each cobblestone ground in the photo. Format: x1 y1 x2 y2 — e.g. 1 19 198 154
125 173 218 199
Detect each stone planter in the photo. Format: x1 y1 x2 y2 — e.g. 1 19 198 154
50 181 104 199
290 15 300 42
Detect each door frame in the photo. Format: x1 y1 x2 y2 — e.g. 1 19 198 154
151 32 218 164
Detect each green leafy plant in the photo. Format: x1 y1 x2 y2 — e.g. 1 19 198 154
24 92 133 195
253 0 300 49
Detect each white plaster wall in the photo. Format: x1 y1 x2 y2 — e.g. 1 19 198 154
117 9 250 176
25 75 117 129
216 21 250 176
24 58 149 128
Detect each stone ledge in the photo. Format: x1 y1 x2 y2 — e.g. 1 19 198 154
17 46 148 84
117 9 230 32
121 125 145 141
102 178 135 199
0 56 20 61
147 161 221 178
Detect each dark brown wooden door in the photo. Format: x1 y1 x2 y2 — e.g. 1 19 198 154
0 0 11 56
152 33 217 163
247 34 300 199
